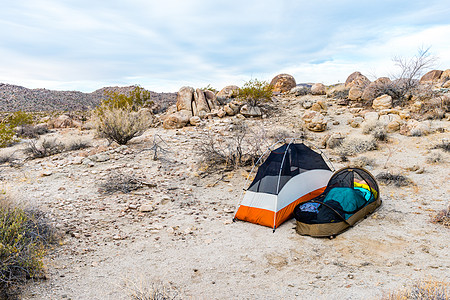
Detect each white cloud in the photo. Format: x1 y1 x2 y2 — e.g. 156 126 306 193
0 0 449 92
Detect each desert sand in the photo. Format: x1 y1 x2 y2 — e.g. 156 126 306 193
1 93 449 300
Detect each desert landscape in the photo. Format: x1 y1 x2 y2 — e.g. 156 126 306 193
0 70 449 300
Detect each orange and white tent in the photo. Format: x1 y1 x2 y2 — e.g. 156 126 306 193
234 140 333 230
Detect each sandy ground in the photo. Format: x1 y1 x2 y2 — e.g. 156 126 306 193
1 95 449 299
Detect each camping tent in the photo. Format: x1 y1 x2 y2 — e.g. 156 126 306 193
234 139 334 230
294 167 381 237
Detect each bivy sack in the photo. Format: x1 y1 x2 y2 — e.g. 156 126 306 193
293 167 381 237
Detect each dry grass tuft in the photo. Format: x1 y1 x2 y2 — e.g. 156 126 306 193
98 172 146 194
376 172 413 187
431 205 450 228
383 279 449 300
433 140 450 152
337 137 377 157
125 279 180 300
426 152 444 164
23 139 65 159
351 156 376 168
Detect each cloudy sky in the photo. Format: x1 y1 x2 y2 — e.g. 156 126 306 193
1 0 449 92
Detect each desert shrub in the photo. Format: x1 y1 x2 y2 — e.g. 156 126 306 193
15 124 49 139
383 279 449 300
66 139 91 151
426 152 444 164
23 139 65 159
0 124 17 148
202 84 218 94
98 172 145 194
5 111 33 129
127 281 180 300
421 95 449 120
0 197 57 298
199 122 264 172
101 85 153 112
0 153 16 165
238 79 274 107
433 140 450 152
351 156 376 168
376 172 413 187
337 137 377 157
431 205 450 228
389 47 437 106
362 121 388 141
94 106 151 145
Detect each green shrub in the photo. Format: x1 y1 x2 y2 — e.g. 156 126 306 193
101 86 153 112
6 111 33 129
0 197 56 298
95 86 152 145
0 124 17 148
238 79 274 107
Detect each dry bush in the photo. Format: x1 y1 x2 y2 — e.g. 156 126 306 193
337 137 377 157
421 95 449 120
383 279 449 300
94 106 151 145
351 156 376 168
199 122 265 172
126 280 180 300
23 139 65 159
426 152 444 164
66 139 91 151
431 205 450 228
98 172 146 194
433 140 450 152
0 152 15 165
376 172 413 187
0 196 58 299
15 124 49 139
362 121 388 141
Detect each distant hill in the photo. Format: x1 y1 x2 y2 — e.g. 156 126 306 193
0 83 177 112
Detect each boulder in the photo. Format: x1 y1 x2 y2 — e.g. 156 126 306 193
440 69 450 82
362 77 391 101
162 111 190 129
302 111 327 132
345 72 371 89
240 105 262 117
364 112 379 122
443 80 450 89
348 86 364 100
349 117 364 128
189 116 202 126
217 108 226 118
372 95 392 110
176 86 194 113
48 114 77 129
420 70 443 83
270 74 296 93
311 83 326 95
204 90 219 110
194 88 211 117
400 119 430 136
217 85 239 103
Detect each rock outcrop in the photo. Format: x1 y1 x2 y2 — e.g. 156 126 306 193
420 70 443 83
270 74 296 93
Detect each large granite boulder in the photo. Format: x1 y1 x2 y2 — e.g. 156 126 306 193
362 77 391 102
176 86 194 114
311 83 326 95
420 70 443 83
372 94 392 110
345 72 371 89
270 74 296 93
217 85 239 103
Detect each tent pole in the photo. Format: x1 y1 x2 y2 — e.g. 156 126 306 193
274 139 294 230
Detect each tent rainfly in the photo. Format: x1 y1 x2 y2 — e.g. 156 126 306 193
234 140 334 230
